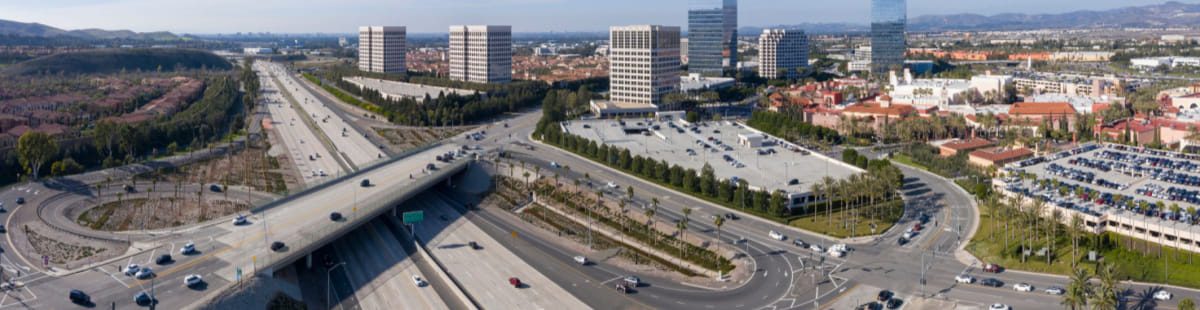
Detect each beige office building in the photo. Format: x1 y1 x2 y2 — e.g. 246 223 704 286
449 25 513 84
609 25 681 107
758 29 808 80
358 26 406 74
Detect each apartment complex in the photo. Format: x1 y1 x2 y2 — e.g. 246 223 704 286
357 26 407 74
608 25 682 106
449 25 513 84
758 29 808 80
870 0 906 76
687 0 737 76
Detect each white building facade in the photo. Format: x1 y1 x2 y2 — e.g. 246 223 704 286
449 25 513 84
358 26 406 74
758 29 808 80
609 25 682 107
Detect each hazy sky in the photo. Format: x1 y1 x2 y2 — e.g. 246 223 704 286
0 0 1176 34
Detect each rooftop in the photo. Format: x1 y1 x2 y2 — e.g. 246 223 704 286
970 147 1034 162
1008 102 1077 116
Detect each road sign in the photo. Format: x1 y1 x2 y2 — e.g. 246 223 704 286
402 211 424 224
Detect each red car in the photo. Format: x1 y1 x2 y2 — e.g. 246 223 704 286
509 277 522 288
983 263 1003 273
912 223 923 232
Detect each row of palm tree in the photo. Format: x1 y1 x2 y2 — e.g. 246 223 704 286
806 165 903 236
1062 262 1121 310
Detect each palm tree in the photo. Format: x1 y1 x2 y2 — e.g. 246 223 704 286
645 207 656 245
1070 214 1083 267
821 176 836 227
1063 267 1091 310
676 219 688 260
1090 262 1119 310
713 216 726 276
1179 298 1195 310
808 182 823 220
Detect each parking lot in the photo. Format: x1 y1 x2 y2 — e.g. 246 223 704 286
1005 143 1200 249
562 118 860 205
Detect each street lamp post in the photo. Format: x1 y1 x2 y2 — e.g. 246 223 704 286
327 262 347 310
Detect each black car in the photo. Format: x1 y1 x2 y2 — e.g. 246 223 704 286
360 179 371 187
210 184 223 192
897 237 908 245
155 254 172 265
723 213 738 220
980 278 1004 287
270 241 286 252
134 291 154 306
68 289 90 304
468 241 481 250
877 290 892 302
886 298 903 309
788 179 800 185
330 212 343 221
14 197 23 205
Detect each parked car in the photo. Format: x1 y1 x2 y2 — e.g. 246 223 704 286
184 274 203 287
270 241 286 252
69 289 90 304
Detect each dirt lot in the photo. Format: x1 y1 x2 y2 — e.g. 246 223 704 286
23 223 109 265
374 126 473 150
76 196 250 231
148 142 291 195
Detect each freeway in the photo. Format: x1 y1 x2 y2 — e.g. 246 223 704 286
263 62 385 168
257 62 345 184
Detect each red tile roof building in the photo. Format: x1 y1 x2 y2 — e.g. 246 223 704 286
969 147 1034 167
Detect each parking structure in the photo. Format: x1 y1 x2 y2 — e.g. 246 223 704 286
561 117 861 208
1000 143 1200 253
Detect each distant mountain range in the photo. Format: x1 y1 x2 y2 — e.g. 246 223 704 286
0 19 179 41
748 1 1200 34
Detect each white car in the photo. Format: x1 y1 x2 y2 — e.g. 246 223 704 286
232 215 248 225
184 274 203 287
124 264 141 276
412 275 427 287
1154 290 1172 301
954 274 975 284
769 230 785 241
574 256 588 265
135 267 154 279
809 244 824 252
1044 287 1065 295
830 244 849 252
180 242 196 255
606 182 618 189
1013 283 1033 292
828 250 845 258
989 304 1010 310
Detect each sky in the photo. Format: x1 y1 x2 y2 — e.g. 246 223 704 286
0 0 1177 34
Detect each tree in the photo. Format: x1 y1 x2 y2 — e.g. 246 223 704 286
1063 267 1091 310
713 216 726 275
1090 262 1119 310
16 131 58 180
1179 298 1195 310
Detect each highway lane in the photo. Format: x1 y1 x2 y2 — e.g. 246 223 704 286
265 62 384 168
257 62 345 185
327 220 448 310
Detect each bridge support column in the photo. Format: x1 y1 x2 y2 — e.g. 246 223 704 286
306 253 312 269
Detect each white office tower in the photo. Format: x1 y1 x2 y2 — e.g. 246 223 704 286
358 26 406 74
449 25 513 84
758 29 808 80
609 25 682 106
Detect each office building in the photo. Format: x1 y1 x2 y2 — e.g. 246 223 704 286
449 25 513 84
758 29 808 80
870 0 906 77
358 26 406 74
609 25 682 107
687 0 737 76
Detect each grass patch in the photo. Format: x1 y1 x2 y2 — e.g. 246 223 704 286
788 200 904 238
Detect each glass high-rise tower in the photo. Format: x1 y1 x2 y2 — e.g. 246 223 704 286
688 0 737 77
870 0 906 77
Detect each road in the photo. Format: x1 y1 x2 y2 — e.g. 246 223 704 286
263 62 385 168
257 62 345 185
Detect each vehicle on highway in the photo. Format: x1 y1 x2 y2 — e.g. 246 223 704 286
980 278 1004 287
954 274 974 284
468 241 481 250
723 213 738 220
0 225 6 233
792 239 808 248
983 263 1003 273
69 289 90 305
134 291 155 306
155 254 172 265
550 162 560 168
988 304 1009 310
360 179 370 187
412 275 427 287
181 242 196 255
1154 290 1173 301
508 277 522 288
574 255 588 265
271 241 286 252
810 244 824 252
184 274 203 287
1013 283 1033 292
769 230 786 241
15 197 23 205
0 203 5 213
607 181 618 189
210 184 222 192
623 275 641 286
135 267 154 279
233 215 248 225
124 264 140 276
1044 287 1065 295
330 212 343 221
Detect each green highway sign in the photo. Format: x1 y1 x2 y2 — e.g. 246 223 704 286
403 211 425 224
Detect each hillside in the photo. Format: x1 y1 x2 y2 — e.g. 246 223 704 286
1 48 232 76
0 19 180 41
